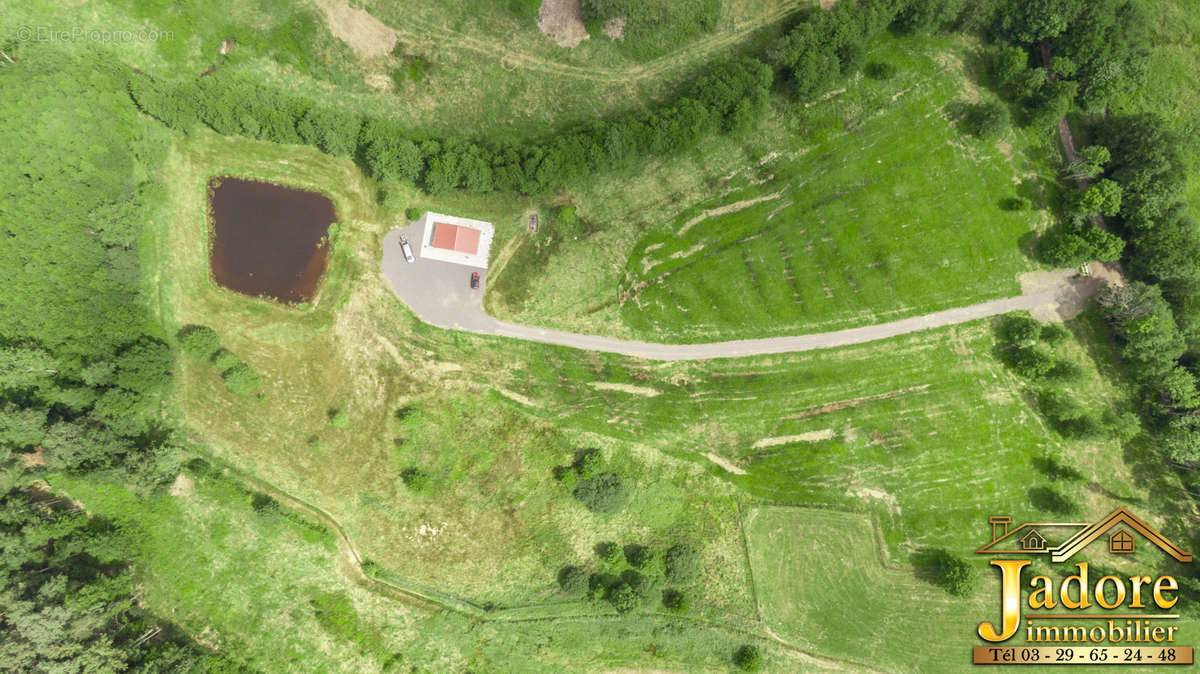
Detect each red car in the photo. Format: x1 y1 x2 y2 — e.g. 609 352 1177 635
470 272 480 290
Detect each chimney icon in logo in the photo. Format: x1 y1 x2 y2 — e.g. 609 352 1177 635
989 516 1010 543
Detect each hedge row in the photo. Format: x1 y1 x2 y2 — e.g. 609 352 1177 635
128 57 771 197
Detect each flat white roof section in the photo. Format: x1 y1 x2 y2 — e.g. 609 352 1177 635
417 212 494 269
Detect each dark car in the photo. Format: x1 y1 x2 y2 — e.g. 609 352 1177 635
470 272 480 290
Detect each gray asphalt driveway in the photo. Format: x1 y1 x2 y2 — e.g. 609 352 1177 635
382 225 493 332
382 226 1108 361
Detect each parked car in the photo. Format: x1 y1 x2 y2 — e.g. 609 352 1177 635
470 272 480 290
399 236 415 263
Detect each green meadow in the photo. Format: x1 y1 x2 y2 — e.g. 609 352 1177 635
487 33 1057 342
12 1 1200 671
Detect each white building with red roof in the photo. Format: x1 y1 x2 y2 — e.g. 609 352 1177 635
416 212 494 269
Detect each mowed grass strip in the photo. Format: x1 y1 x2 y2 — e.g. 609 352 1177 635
744 507 977 672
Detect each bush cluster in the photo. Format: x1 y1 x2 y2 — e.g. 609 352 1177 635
555 448 631 515
176 326 261 397
733 645 764 672
995 313 1138 443
556 540 699 616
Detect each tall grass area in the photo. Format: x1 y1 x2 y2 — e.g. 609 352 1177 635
503 316 1179 567
47 466 782 672
4 0 361 83
488 33 1057 342
152 132 757 623
143 130 1199 671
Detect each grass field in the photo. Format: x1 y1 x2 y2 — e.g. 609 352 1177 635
486 32 1057 342
503 314 1185 563
1131 2 1200 214
47 466 819 672
745 506 1200 673
127 126 1199 669
149 131 760 630
25 2 1200 668
746 507 977 671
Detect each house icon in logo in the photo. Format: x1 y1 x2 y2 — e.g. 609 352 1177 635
976 507 1192 563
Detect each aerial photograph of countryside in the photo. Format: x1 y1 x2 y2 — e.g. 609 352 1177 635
5 0 1200 671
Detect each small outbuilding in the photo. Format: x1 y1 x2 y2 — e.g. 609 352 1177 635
416 212 494 269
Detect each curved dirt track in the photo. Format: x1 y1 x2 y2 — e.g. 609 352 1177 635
385 1 808 84
382 228 1106 361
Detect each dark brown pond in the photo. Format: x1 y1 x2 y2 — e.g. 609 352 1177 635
208 177 337 303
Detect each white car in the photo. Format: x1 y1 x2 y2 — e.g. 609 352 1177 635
399 236 415 263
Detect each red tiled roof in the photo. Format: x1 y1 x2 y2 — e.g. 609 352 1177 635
430 223 480 255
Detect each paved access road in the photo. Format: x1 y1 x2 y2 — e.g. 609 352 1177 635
382 228 1106 362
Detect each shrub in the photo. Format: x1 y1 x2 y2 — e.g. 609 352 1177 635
557 565 589 597
664 544 700 584
662 589 691 614
553 465 578 487
572 472 630 515
1007 345 1056 378
177 325 221 359
937 553 977 597
212 349 240 374
407 58 425 82
1044 359 1082 382
587 573 616 601
1040 323 1071 346
223 363 261 396
595 541 624 566
400 467 430 492
999 314 1041 345
405 207 421 221
626 545 658 571
607 582 639 614
1001 196 1032 211
329 410 350 429
733 645 763 672
251 492 279 513
623 570 661 608
964 101 1010 139
573 447 604 478
863 61 896 80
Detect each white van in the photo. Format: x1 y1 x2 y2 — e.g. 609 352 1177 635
399 236 415 263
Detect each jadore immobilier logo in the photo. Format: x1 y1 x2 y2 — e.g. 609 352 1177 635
972 507 1194 666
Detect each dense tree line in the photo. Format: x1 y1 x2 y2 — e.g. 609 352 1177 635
772 0 911 100
0 47 189 491
0 488 247 671
939 2 1200 469
128 56 773 196
1081 114 1200 465
125 0 963 198
0 44 232 667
